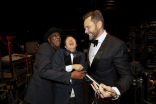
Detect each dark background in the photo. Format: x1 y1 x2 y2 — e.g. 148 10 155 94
0 0 156 46
0 1 156 103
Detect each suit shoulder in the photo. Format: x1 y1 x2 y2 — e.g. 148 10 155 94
38 43 49 48
37 43 49 51
77 51 83 54
55 48 64 56
37 43 55 54
57 48 64 51
77 51 85 56
56 48 64 53
110 35 125 45
109 35 128 53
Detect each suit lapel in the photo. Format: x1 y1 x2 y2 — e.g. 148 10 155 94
64 51 81 65
90 34 110 73
73 55 81 64
64 53 71 65
87 41 91 68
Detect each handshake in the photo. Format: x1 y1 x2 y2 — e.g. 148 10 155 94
70 64 86 80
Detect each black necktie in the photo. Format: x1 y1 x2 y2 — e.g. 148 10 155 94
66 50 77 57
91 40 98 47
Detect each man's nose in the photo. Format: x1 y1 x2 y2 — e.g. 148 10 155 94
56 36 61 39
85 29 88 34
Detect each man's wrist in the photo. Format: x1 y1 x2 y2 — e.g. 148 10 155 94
111 87 120 100
112 91 117 99
66 65 72 72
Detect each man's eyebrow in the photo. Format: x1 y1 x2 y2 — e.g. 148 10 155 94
84 25 89 28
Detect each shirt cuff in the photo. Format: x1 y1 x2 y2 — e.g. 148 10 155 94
112 87 120 100
66 65 72 72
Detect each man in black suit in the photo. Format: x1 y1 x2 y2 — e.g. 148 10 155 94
82 10 133 104
24 28 86 104
52 36 87 104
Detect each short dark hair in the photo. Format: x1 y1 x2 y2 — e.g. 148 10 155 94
64 35 77 46
82 10 104 28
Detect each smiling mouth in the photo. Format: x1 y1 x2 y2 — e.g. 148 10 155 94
88 32 93 35
55 40 60 43
69 42 74 45
88 33 93 37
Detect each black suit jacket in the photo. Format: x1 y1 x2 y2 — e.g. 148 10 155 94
52 48 87 104
88 33 133 95
25 43 71 104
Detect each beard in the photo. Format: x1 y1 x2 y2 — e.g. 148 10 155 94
89 26 99 40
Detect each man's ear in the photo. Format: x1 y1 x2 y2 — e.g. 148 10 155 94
97 21 102 29
48 38 50 42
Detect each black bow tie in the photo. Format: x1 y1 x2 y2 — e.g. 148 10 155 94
66 50 77 57
90 40 98 47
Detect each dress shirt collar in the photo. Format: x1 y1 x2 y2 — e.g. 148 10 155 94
65 49 77 57
96 30 107 43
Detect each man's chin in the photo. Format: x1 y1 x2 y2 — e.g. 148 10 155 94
89 34 96 40
55 45 61 48
89 37 93 40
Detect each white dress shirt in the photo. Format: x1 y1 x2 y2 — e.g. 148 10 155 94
65 53 75 98
89 30 120 100
89 30 106 66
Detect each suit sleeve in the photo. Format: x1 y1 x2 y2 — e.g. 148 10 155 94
73 52 87 84
36 45 71 84
113 42 134 94
52 49 66 71
80 53 87 72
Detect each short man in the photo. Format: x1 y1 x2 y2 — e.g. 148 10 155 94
52 36 87 104
24 28 86 104
82 10 133 104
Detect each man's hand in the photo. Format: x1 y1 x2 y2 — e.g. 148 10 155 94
71 64 83 71
71 71 86 79
91 82 117 99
